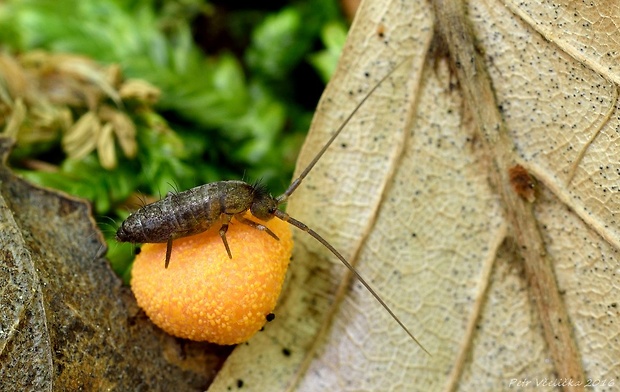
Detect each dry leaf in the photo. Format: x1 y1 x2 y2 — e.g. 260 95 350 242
0 136 231 391
208 0 619 391
0 51 146 167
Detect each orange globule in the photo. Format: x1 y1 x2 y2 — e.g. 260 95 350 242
130 214 293 345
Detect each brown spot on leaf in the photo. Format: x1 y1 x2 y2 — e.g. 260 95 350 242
377 24 385 38
509 164 536 202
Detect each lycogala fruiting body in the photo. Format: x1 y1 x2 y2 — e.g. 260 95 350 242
130 213 292 345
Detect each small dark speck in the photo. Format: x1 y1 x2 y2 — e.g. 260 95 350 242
411 233 417 238
237 379 244 388
364 72 370 78
266 313 275 322
341 143 347 148
134 247 141 255
282 348 291 357
611 303 617 308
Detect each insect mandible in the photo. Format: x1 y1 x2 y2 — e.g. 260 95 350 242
115 62 430 354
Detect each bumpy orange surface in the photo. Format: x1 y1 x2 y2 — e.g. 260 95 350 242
130 214 293 345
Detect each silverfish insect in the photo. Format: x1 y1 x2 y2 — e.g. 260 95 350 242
115 62 429 354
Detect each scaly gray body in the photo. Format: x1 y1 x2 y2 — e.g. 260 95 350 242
116 181 256 244
116 179 279 268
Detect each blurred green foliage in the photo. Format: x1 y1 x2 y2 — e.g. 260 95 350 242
0 0 348 279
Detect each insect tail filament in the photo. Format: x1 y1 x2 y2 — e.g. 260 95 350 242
273 210 430 355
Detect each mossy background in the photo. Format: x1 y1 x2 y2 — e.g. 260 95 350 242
0 0 349 281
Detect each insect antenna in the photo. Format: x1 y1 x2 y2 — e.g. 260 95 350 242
273 210 430 355
273 60 429 354
276 60 406 205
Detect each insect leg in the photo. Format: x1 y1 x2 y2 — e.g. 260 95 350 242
165 237 173 268
219 214 234 259
235 214 280 241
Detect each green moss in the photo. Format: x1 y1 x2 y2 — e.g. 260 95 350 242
0 0 347 280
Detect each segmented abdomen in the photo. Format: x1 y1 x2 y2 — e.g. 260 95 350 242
116 181 255 244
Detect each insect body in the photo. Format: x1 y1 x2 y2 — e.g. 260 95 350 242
116 181 279 268
116 62 430 354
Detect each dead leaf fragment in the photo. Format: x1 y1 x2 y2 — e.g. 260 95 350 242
0 51 155 169
0 136 231 391
209 0 620 391
119 78 161 105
